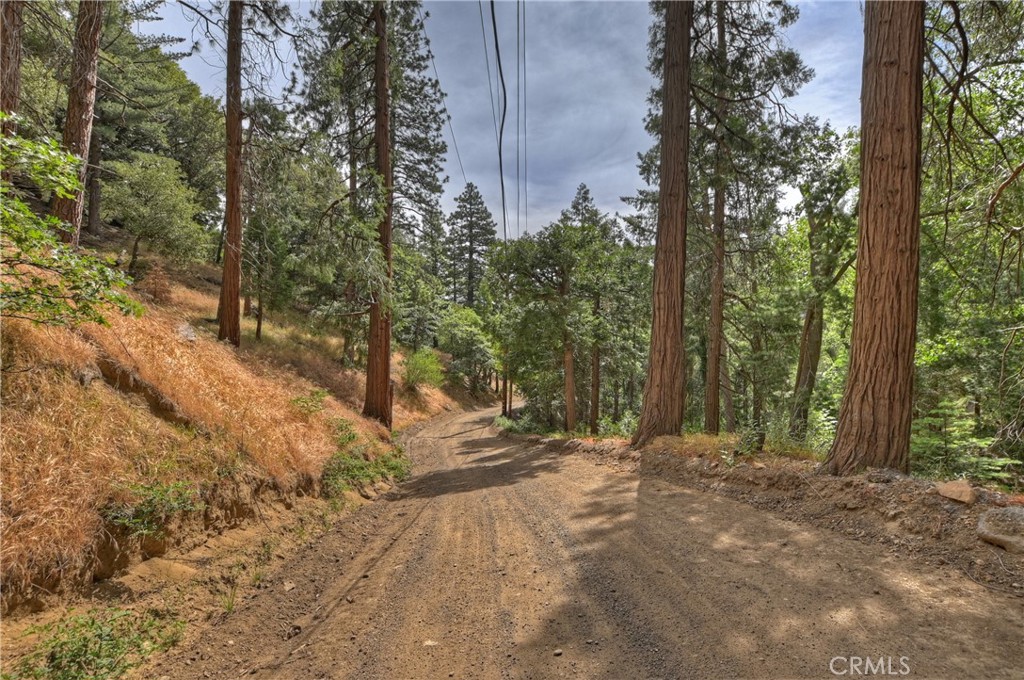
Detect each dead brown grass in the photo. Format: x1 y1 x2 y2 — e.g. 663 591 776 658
1 262 456 604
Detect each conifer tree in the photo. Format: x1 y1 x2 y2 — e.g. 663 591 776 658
446 182 497 307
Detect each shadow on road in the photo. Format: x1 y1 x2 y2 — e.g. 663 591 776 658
397 420 566 502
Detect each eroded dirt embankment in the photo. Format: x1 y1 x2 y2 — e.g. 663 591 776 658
494 431 1024 596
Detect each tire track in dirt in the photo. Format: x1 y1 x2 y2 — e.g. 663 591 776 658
157 407 1024 680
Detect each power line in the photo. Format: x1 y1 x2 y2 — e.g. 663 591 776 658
477 0 500 153
516 0 521 239
523 0 528 235
417 6 467 186
490 0 509 241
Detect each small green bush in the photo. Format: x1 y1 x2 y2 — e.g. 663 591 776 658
401 349 444 391
291 388 328 415
4 608 183 680
494 413 551 436
321 447 411 499
912 399 1016 482
102 482 200 537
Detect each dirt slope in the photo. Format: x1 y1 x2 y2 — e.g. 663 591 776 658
151 407 1024 680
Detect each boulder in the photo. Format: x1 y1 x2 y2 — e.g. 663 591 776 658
977 507 1024 554
935 479 977 505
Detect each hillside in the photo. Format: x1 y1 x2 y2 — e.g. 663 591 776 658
1 228 475 616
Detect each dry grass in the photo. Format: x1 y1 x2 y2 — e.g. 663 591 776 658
1 261 456 603
653 432 742 459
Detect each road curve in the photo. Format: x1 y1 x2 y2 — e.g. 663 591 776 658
165 406 1023 680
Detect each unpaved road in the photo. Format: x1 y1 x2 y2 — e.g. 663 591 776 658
162 407 1023 679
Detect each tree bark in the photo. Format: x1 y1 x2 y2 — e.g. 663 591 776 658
1 0 24 137
85 130 102 235
789 297 824 439
362 3 394 428
612 379 620 422
705 184 726 434
563 329 576 432
632 0 692 446
217 0 243 346
721 358 737 433
822 0 924 475
704 0 728 436
255 270 264 340
590 342 600 435
52 0 102 245
128 234 141 274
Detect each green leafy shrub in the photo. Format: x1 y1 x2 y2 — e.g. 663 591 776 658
102 482 200 537
598 411 638 438
0 114 141 326
401 348 444 391
321 447 411 499
4 608 183 680
494 413 551 436
436 305 495 393
911 399 1017 482
291 388 328 415
101 152 207 273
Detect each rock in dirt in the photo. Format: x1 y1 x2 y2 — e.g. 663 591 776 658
553 649 563 656
977 507 1024 554
935 479 977 505
177 323 198 342
283 581 296 592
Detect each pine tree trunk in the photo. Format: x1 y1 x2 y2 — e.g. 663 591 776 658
362 3 394 428
704 0 728 436
1 0 24 138
632 0 692 446
823 0 924 475
128 234 142 274
85 130 102 235
563 330 576 432
217 0 243 346
590 342 600 435
612 379 620 422
705 184 726 434
243 294 252 317
721 358 737 433
255 271 264 340
52 0 102 245
789 297 824 439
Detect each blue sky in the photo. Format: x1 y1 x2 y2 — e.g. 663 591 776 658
156 0 864 234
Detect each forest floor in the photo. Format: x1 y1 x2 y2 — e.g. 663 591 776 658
139 406 1023 680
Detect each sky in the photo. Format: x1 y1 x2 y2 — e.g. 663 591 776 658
156 0 865 236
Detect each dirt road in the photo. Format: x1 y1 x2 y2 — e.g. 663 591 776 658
162 407 1023 679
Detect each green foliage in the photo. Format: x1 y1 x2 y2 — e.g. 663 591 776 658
445 183 497 306
3 608 183 680
911 400 1018 482
436 305 495 393
0 120 141 326
101 153 206 269
494 413 549 436
102 482 200 537
291 388 329 415
333 418 359 448
320 447 411 499
598 412 639 439
401 348 444 391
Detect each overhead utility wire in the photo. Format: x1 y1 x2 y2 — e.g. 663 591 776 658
524 0 532 233
490 0 510 241
477 0 500 151
516 0 521 239
417 6 467 185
